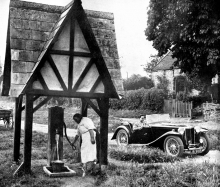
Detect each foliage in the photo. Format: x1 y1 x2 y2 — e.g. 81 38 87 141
207 130 220 151
110 109 152 119
176 91 189 102
140 88 165 111
109 145 179 163
123 74 154 90
110 88 165 112
145 0 220 88
143 55 160 73
104 162 220 187
188 95 211 108
156 75 170 96
174 75 193 94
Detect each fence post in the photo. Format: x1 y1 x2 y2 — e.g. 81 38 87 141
189 101 192 119
172 99 175 117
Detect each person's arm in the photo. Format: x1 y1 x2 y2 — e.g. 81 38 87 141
133 122 141 130
71 134 79 145
88 129 95 144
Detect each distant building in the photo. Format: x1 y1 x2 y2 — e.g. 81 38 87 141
151 51 183 93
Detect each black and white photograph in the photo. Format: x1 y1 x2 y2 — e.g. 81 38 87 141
0 0 219 186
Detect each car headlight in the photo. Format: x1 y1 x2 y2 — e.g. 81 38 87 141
194 126 201 133
178 127 185 134
199 138 203 143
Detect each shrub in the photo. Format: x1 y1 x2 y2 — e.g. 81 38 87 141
110 88 165 112
110 109 152 118
140 88 165 111
123 74 154 90
188 95 211 108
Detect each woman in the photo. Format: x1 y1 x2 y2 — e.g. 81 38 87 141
71 113 97 177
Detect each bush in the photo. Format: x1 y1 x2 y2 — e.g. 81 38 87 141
140 88 165 111
123 74 154 90
188 95 211 108
110 109 152 118
110 88 165 112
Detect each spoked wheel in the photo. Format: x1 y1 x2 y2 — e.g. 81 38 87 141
164 136 184 157
197 133 210 156
116 129 129 146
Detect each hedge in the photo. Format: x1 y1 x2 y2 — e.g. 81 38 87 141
110 88 165 112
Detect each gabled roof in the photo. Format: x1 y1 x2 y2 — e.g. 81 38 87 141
3 0 124 98
152 51 177 71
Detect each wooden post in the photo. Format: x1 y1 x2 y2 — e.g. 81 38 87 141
14 94 33 175
13 95 23 162
172 99 175 117
97 98 109 168
47 106 64 166
23 94 34 173
81 98 88 117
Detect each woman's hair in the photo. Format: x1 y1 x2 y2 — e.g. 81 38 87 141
73 113 83 120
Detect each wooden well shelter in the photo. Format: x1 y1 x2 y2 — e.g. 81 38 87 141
1 0 123 174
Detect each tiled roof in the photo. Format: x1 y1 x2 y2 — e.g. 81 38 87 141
4 0 123 97
152 51 177 71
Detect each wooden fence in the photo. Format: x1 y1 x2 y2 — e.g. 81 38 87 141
163 99 193 118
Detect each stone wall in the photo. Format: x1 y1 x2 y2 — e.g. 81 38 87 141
7 0 123 97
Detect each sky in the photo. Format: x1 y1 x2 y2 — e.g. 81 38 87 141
0 0 157 78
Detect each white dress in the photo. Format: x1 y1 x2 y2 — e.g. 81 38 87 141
77 117 97 164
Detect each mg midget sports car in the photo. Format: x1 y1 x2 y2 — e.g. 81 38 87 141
111 114 210 157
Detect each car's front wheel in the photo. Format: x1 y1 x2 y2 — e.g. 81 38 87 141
164 136 184 157
197 133 210 156
116 129 129 146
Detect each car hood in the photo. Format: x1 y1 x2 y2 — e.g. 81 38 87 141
149 122 191 129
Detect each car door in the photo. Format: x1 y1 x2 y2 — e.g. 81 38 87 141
131 127 153 144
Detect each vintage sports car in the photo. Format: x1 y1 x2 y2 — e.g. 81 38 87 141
111 114 210 157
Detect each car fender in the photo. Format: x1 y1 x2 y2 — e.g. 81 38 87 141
111 125 131 140
141 131 182 146
200 127 208 132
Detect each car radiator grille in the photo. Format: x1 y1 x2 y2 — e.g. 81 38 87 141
185 128 195 144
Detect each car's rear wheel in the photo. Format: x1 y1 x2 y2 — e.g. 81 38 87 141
197 133 210 156
164 136 184 157
116 129 129 146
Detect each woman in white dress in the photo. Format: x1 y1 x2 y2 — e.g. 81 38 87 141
72 113 97 176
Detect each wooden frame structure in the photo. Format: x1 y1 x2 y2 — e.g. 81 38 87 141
3 0 124 175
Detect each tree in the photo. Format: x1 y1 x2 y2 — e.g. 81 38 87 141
143 55 160 73
145 0 220 98
123 74 154 90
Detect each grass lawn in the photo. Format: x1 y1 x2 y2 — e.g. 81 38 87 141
0 103 219 186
